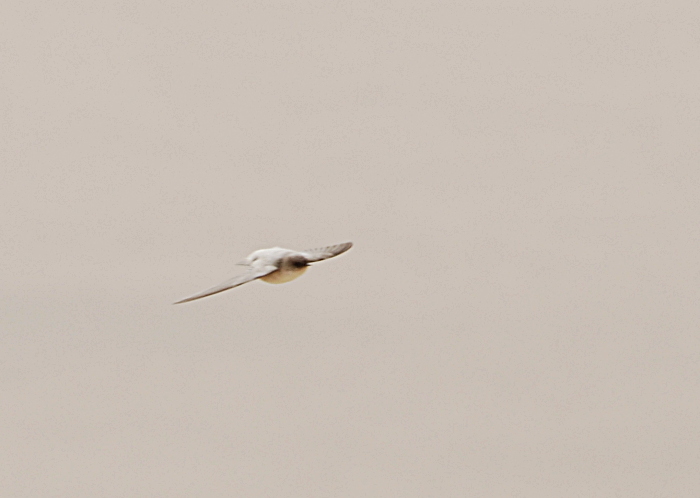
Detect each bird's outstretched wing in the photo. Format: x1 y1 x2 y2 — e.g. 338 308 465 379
173 266 277 304
300 242 353 263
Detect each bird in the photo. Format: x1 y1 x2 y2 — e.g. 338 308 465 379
173 242 352 304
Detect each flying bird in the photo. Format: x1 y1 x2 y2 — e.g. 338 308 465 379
173 242 352 304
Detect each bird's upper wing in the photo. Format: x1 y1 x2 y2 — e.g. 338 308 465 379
173 266 277 304
300 242 353 263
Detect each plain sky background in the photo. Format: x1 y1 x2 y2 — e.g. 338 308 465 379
2 1 699 496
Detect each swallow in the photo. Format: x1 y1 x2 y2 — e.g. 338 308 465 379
173 242 352 304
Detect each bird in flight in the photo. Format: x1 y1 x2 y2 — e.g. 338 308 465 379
173 242 352 304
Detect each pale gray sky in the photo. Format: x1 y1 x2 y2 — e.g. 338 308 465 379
2 1 699 496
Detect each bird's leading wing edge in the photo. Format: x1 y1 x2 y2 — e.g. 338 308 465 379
301 242 353 263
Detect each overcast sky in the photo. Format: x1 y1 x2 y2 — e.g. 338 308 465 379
2 1 699 496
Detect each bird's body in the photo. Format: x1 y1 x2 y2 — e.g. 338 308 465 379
259 265 308 284
247 247 310 284
174 242 352 304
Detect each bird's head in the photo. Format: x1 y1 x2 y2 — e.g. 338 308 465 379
286 254 309 269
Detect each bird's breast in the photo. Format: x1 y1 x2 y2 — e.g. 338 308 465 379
260 266 308 284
